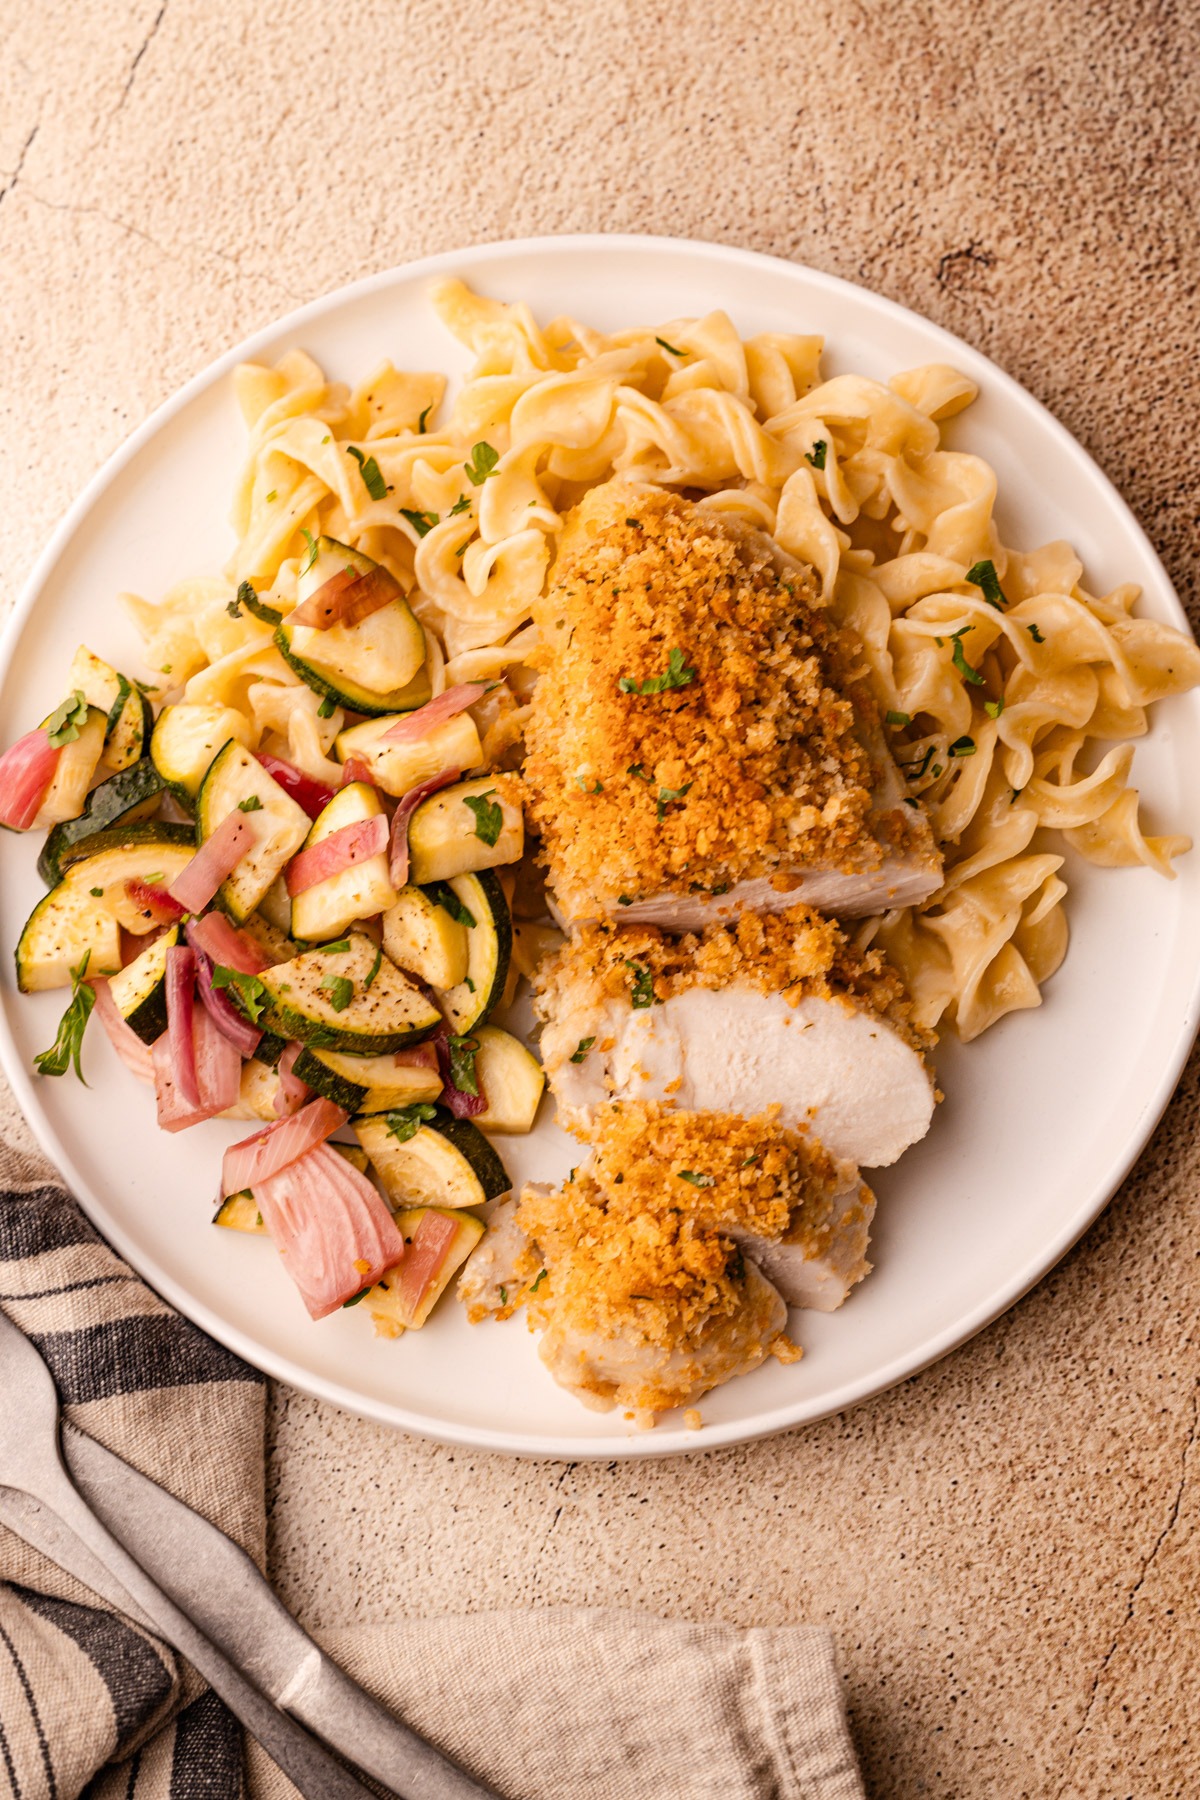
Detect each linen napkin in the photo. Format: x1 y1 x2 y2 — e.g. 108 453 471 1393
0 1136 866 1800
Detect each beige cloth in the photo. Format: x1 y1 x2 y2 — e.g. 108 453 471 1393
0 1136 864 1799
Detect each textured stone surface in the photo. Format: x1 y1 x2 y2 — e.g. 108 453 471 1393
2 3 1198 1794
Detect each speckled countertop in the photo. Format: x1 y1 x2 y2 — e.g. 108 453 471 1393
2 4 1198 1794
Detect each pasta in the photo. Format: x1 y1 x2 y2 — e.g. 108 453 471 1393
120 279 1200 1042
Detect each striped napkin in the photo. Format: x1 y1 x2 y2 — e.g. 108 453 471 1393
0 1135 866 1800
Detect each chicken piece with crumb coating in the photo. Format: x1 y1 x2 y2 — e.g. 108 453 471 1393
523 481 941 929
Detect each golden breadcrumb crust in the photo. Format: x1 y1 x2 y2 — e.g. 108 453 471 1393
533 904 932 1054
522 482 886 912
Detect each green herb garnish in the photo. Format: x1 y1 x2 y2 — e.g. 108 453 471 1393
401 507 439 537
1028 623 1045 644
530 1269 548 1293
656 781 692 821
966 559 1008 611
425 882 476 928
464 441 499 485
624 960 656 1009
625 517 642 529
463 790 502 846
46 690 89 748
449 493 471 516
320 975 354 1012
317 695 337 719
985 698 1005 719
348 445 387 500
385 1102 438 1144
33 952 94 1081
342 1287 371 1308
618 647 696 696
885 709 911 727
677 1169 715 1188
211 965 268 1023
499 1286 508 1305
655 336 686 356
299 528 319 574
363 944 383 991
576 775 603 795
417 404 432 434
447 1033 480 1095
805 440 828 470
89 886 104 897
570 1036 596 1064
322 939 352 953
949 627 984 687
237 795 263 812
948 736 977 758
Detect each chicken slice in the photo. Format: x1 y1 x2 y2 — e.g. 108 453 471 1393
456 1197 528 1322
728 1174 874 1312
524 481 941 928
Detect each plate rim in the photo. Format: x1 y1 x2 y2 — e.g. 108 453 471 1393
2 230 1198 1460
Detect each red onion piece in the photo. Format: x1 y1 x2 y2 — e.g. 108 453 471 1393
257 754 337 821
193 1003 242 1114
253 1140 406 1319
165 945 200 1109
388 768 461 888
186 912 273 975
221 1096 348 1198
288 564 401 632
393 1042 440 1072
168 810 257 913
0 728 61 830
90 980 155 1083
274 1042 311 1116
285 813 388 897
340 757 375 789
192 945 263 1058
393 1210 459 1317
124 878 187 927
433 1023 487 1119
381 683 490 745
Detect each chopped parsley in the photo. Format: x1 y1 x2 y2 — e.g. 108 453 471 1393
299 528 319 574
949 627 984 686
1028 623 1045 644
363 944 384 991
948 735 977 758
984 697 1005 719
656 780 692 821
966 559 1008 611
320 974 354 1012
446 1033 481 1095
265 488 277 503
886 709 911 727
348 445 387 500
211 965 268 1023
385 1102 438 1143
425 882 476 928
617 894 634 906
805 439 828 470
400 507 439 537
463 790 502 846
449 493 472 516
46 690 90 748
624 959 657 1009
341 1287 371 1308
322 939 352 953
499 1285 508 1305
225 597 242 618
464 976 475 992
33 952 94 1081
618 647 696 695
570 1036 596 1064
741 1152 761 1167
625 517 642 529
575 775 603 795
530 1269 548 1293
677 1169 715 1187
655 336 686 356
317 695 337 719
464 440 499 485
627 762 650 782
104 674 132 737
417 404 432 434
89 886 104 897
236 795 263 812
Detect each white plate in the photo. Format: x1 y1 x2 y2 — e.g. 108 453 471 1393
3 235 1198 1460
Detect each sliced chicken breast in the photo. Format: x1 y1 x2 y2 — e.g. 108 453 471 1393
524 481 941 927
457 1197 528 1322
728 1174 874 1312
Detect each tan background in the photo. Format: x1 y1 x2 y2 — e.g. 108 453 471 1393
2 2 1198 1794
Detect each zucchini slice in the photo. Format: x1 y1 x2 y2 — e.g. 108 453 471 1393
67 646 153 774
381 884 469 990
258 931 441 1054
289 781 398 943
432 871 512 1034
335 710 483 799
355 1108 511 1211
213 1190 265 1233
54 827 196 932
195 741 310 923
15 881 122 993
275 536 429 716
471 1027 545 1134
106 924 180 1043
292 1045 443 1114
151 702 254 801
407 777 524 885
361 1207 485 1333
34 705 108 828
38 759 166 885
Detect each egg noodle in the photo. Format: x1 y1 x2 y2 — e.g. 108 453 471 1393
122 279 1200 1042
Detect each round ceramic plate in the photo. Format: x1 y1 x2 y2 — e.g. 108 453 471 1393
2 236 1198 1459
